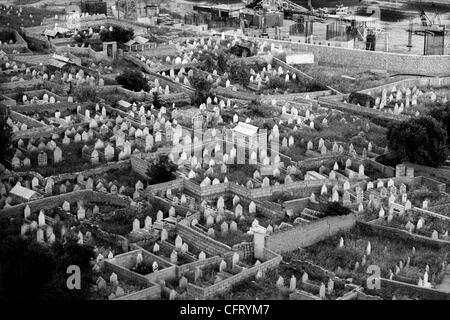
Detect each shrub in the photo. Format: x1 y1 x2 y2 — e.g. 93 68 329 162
146 154 178 185
322 202 352 217
99 25 134 44
116 70 150 92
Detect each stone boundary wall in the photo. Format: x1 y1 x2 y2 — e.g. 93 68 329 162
48 160 131 183
115 284 161 300
109 249 177 283
0 190 130 219
177 256 222 276
318 96 409 124
246 37 450 77
12 102 85 114
284 197 310 215
10 110 46 128
358 77 450 96
357 221 450 249
266 214 357 253
176 223 231 257
0 79 43 92
55 45 110 63
145 178 185 194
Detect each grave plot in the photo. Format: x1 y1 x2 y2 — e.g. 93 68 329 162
278 259 356 300
367 85 450 117
0 5 62 29
191 196 286 247
406 185 450 209
88 205 152 237
6 89 64 105
285 226 449 297
104 248 176 284
377 206 450 241
90 267 158 300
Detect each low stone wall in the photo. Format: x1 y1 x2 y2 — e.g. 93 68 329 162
0 190 130 219
49 160 131 184
145 178 185 194
177 256 222 277
10 110 46 128
186 248 282 299
0 79 43 92
318 96 408 124
266 214 357 253
358 77 450 97
115 284 161 300
380 278 450 300
176 223 231 257
284 197 310 215
357 221 450 249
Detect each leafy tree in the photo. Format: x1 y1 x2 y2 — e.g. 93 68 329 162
428 103 450 146
0 108 13 168
116 70 150 92
0 231 95 300
217 52 228 73
198 52 217 73
146 154 178 185
74 84 97 102
387 116 448 167
190 71 212 105
322 202 352 217
152 91 162 109
229 62 250 87
99 25 134 44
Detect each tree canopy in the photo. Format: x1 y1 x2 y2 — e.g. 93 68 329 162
428 102 450 146
190 71 212 105
387 116 448 167
146 154 178 185
99 25 134 44
116 70 150 92
0 229 95 300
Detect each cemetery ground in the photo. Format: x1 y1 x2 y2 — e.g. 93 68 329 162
284 225 449 298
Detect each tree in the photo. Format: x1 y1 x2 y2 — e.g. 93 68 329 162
322 202 352 217
116 70 150 92
217 52 228 73
0 108 13 168
229 62 250 87
146 154 178 185
152 91 162 109
99 25 134 44
190 71 212 105
387 116 448 167
428 102 450 146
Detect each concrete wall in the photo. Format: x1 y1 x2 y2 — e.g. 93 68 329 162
266 214 357 253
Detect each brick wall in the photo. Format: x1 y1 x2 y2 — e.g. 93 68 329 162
266 214 357 252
